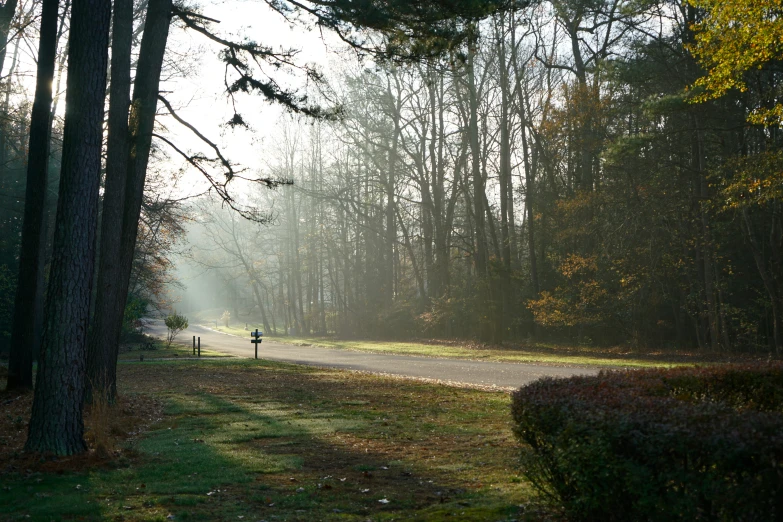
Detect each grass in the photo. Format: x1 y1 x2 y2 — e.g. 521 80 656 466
117 338 232 361
0 357 547 521
209 324 695 369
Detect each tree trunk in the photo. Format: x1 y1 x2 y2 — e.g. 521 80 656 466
466 36 490 340
86 0 133 403
25 0 112 455
90 0 172 399
496 16 513 339
0 0 18 77
5 0 58 391
385 98 399 307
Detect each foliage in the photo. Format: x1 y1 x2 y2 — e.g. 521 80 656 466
527 254 609 328
716 150 783 210
221 309 231 327
121 294 149 341
367 299 418 339
415 295 474 337
511 364 783 521
688 0 783 125
164 312 189 347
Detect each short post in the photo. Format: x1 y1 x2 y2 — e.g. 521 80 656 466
192 335 195 355
198 336 201 357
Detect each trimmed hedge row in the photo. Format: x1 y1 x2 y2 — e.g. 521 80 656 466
511 364 783 521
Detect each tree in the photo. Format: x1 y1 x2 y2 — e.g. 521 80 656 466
164 312 188 347
687 0 783 125
87 0 173 403
86 0 135 402
85 0 530 400
0 0 18 76
25 0 112 454
5 0 58 390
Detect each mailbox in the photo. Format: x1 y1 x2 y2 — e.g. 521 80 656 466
250 329 263 359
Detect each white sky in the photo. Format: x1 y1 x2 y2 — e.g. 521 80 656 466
2 0 359 201
159 0 356 200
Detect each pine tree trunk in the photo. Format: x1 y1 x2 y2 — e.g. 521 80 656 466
5 0 57 391
90 0 172 399
0 0 18 77
86 0 133 403
25 0 111 455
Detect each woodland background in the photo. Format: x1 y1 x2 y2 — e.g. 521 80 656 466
1 0 781 358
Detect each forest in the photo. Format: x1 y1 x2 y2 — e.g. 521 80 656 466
181 0 783 353
0 0 780 455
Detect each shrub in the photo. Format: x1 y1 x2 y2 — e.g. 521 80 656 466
121 294 148 341
511 364 783 521
164 312 189 347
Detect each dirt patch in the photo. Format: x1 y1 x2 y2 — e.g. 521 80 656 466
0 386 163 475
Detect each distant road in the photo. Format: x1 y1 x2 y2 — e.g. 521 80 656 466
145 320 598 390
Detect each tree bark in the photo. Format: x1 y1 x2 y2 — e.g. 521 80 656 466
0 0 18 77
90 0 172 399
497 15 513 339
466 36 491 340
25 0 111 455
5 0 58 391
86 0 133 403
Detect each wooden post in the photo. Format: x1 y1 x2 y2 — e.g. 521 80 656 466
198 336 200 357
255 328 258 359
192 335 195 355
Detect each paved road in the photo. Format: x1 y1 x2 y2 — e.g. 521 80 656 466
146 321 598 389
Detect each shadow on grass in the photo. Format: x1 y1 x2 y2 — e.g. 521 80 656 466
1 359 531 521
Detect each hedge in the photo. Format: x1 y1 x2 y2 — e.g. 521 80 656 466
511 364 783 521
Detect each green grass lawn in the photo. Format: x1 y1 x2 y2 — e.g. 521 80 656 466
0 358 544 521
209 324 692 369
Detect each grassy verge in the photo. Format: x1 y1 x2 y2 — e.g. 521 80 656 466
0 358 543 521
117 338 232 361
209 324 691 369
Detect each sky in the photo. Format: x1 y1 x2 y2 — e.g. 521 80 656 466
159 0 356 200
0 0 359 202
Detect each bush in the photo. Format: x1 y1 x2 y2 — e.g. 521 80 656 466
121 294 148 341
511 364 783 521
164 312 189 347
